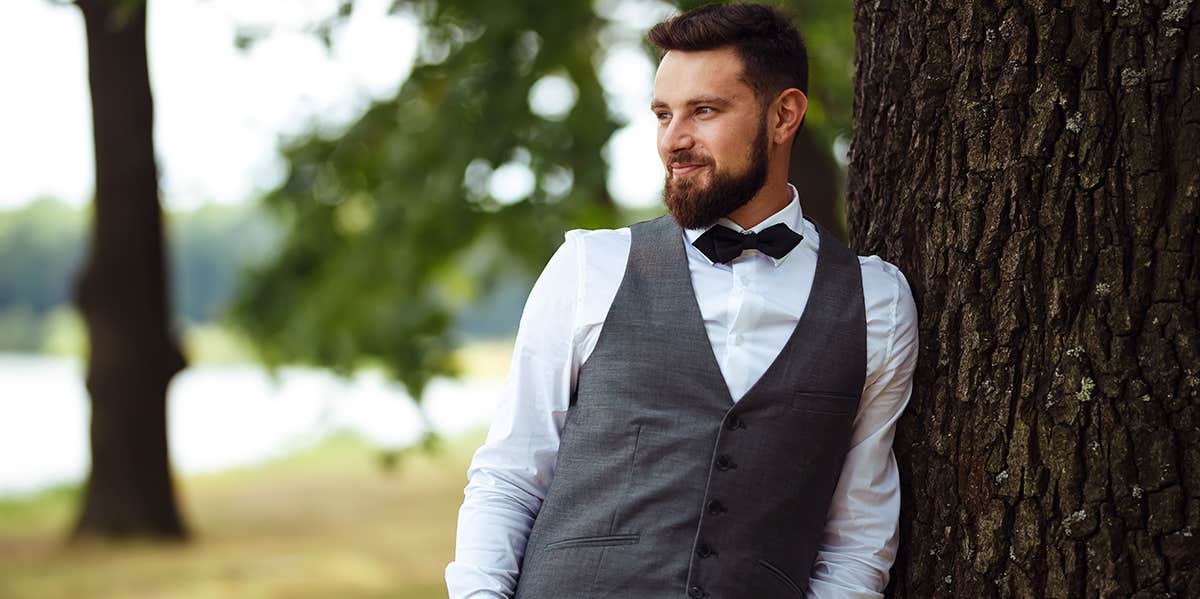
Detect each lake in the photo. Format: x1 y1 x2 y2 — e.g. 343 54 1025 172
0 354 502 497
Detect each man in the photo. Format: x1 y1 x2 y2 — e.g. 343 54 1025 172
446 3 918 598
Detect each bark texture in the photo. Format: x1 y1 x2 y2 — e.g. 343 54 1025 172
848 0 1199 597
72 0 188 539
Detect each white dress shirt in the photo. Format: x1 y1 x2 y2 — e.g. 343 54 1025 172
446 184 919 599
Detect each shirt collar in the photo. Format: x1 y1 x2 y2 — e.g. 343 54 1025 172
683 183 806 267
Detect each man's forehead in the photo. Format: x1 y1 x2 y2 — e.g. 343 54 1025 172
652 48 753 104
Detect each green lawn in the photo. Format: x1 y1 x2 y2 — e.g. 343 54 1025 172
0 431 485 599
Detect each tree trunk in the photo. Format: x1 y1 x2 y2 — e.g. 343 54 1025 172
72 0 188 540
848 1 1198 597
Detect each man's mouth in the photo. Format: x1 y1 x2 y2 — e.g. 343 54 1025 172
670 163 707 177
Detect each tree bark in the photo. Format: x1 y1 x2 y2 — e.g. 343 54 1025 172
849 1 1198 597
72 0 188 540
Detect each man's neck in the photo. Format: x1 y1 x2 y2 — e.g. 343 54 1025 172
725 178 791 230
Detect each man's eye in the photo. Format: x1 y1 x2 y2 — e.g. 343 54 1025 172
696 106 715 115
656 112 671 122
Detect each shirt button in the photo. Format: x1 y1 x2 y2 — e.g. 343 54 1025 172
730 333 743 346
689 585 706 598
707 499 727 515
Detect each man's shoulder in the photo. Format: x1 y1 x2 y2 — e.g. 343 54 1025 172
564 225 632 245
563 225 632 263
855 252 918 330
558 226 633 285
553 226 634 326
855 254 907 291
807 225 906 289
563 213 674 244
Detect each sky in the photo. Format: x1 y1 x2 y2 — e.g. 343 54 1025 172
0 0 668 211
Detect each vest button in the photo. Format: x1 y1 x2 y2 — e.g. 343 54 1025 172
688 584 706 598
716 455 736 470
725 416 744 431
696 543 716 558
706 499 727 515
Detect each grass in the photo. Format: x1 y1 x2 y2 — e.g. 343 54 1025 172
0 430 487 599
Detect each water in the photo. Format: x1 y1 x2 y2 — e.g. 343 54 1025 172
0 354 502 496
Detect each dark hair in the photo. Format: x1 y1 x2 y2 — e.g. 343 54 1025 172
648 2 808 102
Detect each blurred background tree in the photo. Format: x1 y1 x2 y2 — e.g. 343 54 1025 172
71 0 188 539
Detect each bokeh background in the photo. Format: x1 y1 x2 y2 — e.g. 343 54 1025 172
0 0 852 596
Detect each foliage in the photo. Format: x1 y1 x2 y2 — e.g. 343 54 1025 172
167 203 279 325
0 199 88 317
785 0 854 148
229 0 623 399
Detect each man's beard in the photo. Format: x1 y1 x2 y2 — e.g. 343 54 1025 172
663 120 769 230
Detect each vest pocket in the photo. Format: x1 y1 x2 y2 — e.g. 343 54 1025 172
789 391 857 415
544 533 640 551
755 559 807 596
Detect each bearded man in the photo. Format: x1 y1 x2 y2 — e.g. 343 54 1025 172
446 3 918 598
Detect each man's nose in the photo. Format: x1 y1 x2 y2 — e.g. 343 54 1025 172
660 118 695 154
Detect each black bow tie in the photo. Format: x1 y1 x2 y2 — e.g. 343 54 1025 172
692 222 803 264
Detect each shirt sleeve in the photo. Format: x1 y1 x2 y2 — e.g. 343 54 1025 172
445 232 583 599
806 262 919 599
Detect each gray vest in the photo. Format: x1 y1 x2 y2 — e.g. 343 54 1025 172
513 214 867 599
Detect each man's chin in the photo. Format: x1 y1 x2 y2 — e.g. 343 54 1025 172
666 175 711 197
664 195 719 230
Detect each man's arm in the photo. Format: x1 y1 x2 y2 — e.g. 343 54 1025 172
445 234 582 599
807 260 919 599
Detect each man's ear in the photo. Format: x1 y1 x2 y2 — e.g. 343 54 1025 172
771 89 808 146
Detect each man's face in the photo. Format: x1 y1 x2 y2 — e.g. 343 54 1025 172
652 47 770 230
